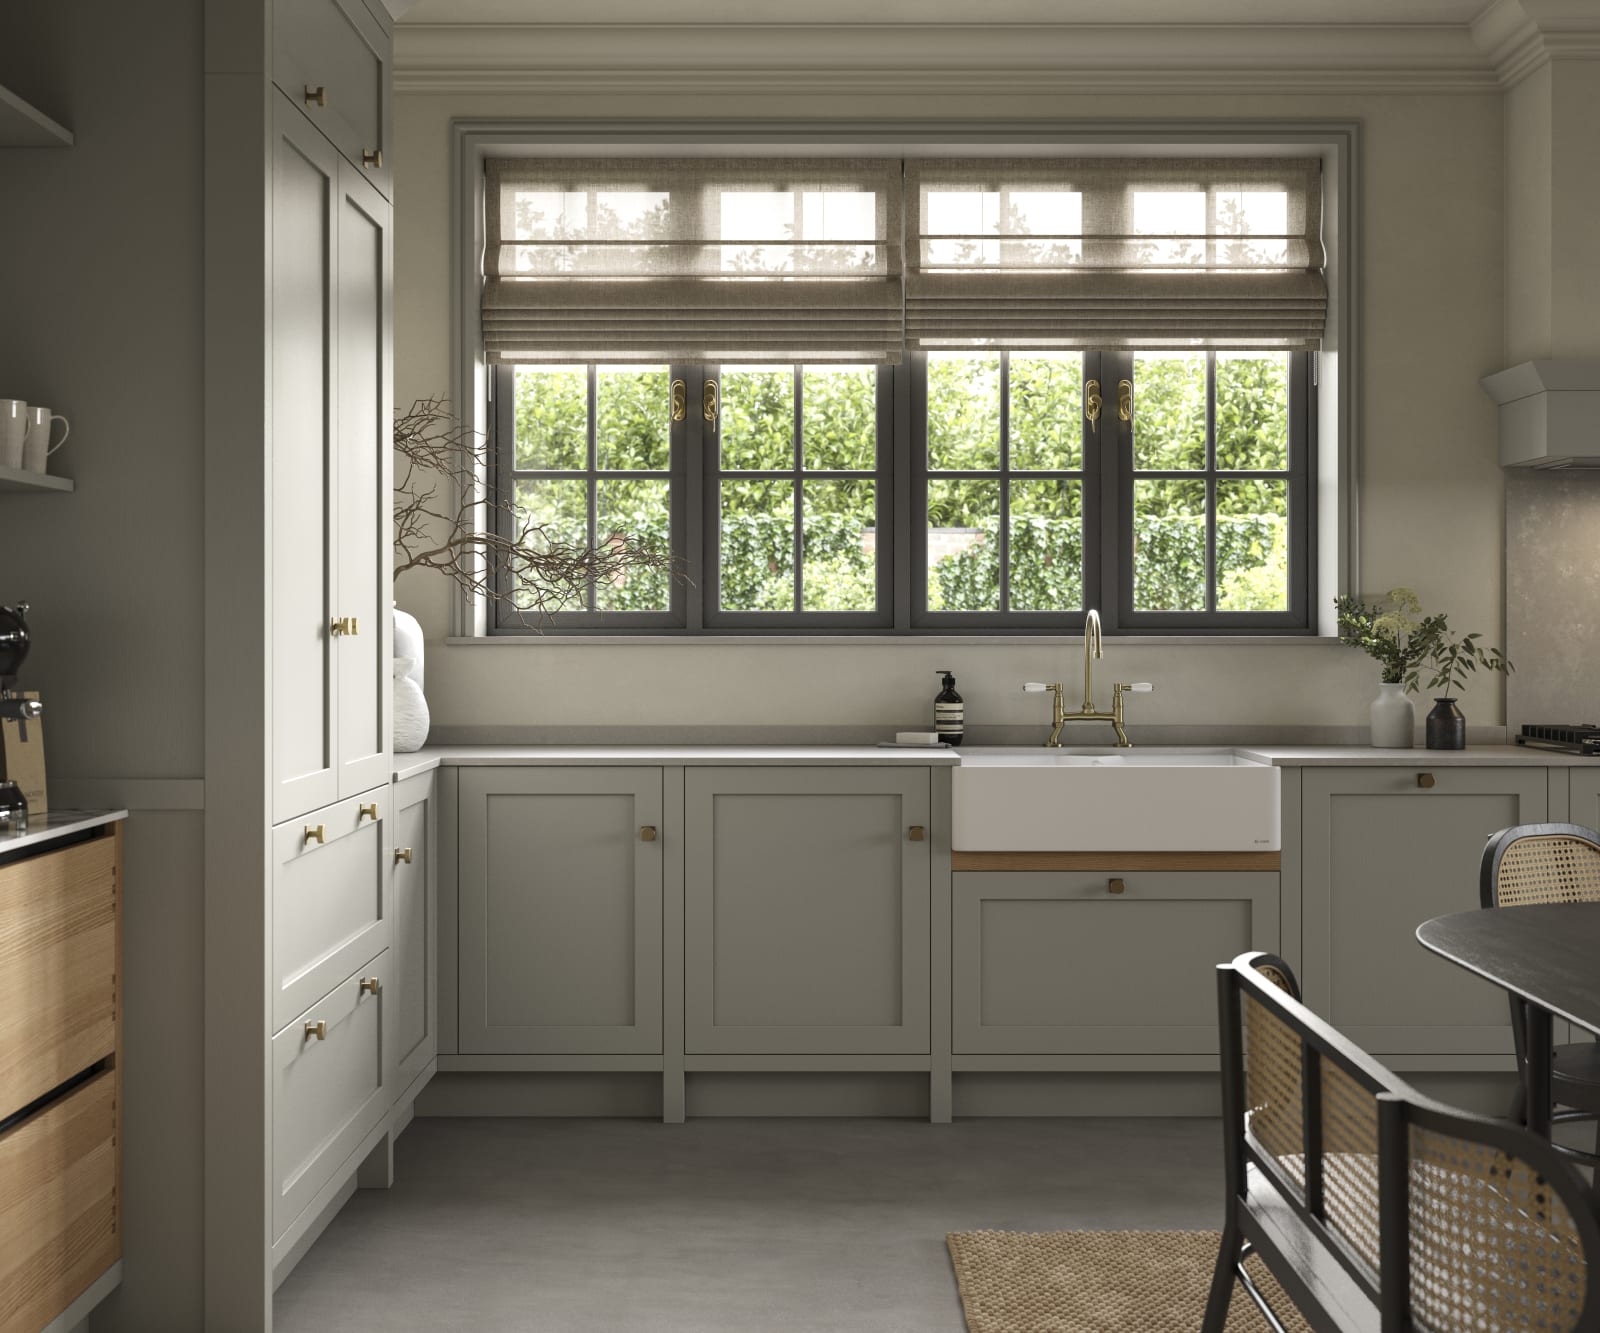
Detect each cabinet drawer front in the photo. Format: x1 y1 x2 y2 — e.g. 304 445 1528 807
0 1070 119 1332
953 870 1280 1055
273 789 388 1032
273 952 388 1238
0 837 118 1119
274 0 390 196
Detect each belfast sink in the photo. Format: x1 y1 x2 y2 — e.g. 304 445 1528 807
951 748 1281 852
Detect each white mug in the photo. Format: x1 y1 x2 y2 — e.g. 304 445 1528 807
22 406 68 474
0 399 26 470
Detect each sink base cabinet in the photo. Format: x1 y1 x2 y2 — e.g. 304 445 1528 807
953 870 1279 1057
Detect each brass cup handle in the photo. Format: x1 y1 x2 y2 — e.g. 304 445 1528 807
360 977 382 996
908 825 926 842
304 85 326 107
304 824 326 845
1108 877 1126 895
359 802 379 822
640 825 658 842
305 1020 327 1041
362 148 383 169
395 846 413 864
1417 773 1436 789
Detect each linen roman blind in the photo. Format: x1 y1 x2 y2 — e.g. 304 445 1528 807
905 157 1326 350
483 157 904 364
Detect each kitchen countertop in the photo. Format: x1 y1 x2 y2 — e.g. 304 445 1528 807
395 741 1590 782
0 807 126 857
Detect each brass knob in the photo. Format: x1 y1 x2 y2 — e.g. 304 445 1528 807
304 85 326 107
1417 773 1436 789
395 846 413 864
304 824 326 845
639 825 658 842
360 977 381 996
359 802 379 822
330 616 349 636
305 1020 327 1041
362 148 383 169
346 617 359 636
908 825 926 842
1108 877 1126 895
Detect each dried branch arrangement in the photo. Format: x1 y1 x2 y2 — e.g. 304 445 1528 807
393 396 671 623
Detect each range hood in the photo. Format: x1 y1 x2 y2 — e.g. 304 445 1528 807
1482 361 1600 469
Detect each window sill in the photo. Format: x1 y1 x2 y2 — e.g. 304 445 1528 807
446 634 1344 647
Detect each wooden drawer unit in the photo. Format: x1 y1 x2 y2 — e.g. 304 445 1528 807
0 1069 119 1333
272 951 389 1239
273 0 391 198
953 868 1280 1055
273 788 388 1033
0 834 119 1119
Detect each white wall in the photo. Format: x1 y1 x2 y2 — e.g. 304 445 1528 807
392 84 1508 738
0 5 206 1329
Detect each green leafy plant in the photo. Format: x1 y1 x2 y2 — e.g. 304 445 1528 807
1423 632 1512 699
1334 588 1512 696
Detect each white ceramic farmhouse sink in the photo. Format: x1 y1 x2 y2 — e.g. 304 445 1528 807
951 748 1281 852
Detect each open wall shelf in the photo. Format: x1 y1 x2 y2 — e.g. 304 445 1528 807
0 82 72 147
0 464 73 493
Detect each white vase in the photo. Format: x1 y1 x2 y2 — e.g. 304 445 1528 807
1369 681 1414 749
393 603 425 692
392 604 429 752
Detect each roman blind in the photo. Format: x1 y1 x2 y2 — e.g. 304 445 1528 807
905 156 1326 350
483 157 904 364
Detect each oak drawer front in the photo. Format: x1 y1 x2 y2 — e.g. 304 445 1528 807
0 1070 119 1332
0 837 118 1120
953 870 1280 1055
273 0 390 196
273 788 388 1033
272 952 388 1239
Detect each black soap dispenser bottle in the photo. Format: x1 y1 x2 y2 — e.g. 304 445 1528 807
935 669 965 747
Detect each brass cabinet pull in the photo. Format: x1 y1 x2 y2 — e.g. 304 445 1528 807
639 825 658 843
671 379 687 422
703 378 719 425
304 824 326 845
395 846 413 864
304 85 326 107
359 802 379 822
346 616 359 636
1118 378 1132 422
330 617 346 637
305 1020 327 1041
362 148 383 169
360 977 382 996
1417 773 1436 789
1108 877 1126 894
908 825 926 842
1085 379 1102 431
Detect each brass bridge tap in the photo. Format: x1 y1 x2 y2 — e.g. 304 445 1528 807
1022 610 1154 748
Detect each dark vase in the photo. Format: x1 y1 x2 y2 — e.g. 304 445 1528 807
1425 697 1466 750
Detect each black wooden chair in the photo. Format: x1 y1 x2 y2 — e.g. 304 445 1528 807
1203 950 1600 1333
1481 822 1600 1163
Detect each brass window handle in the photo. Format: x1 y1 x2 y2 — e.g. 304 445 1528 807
1085 379 1102 431
703 378 719 426
1417 773 1436 789
1108 877 1126 895
304 85 326 107
304 824 326 845
395 846 413 864
671 379 687 422
1118 378 1132 422
305 1020 327 1041
359 802 379 822
908 825 926 842
360 977 382 996
362 148 383 169
640 825 658 842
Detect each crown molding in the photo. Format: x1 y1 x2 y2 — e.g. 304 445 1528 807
1473 0 1600 86
393 22 1503 96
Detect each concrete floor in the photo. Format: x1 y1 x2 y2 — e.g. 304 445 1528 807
274 1116 1226 1332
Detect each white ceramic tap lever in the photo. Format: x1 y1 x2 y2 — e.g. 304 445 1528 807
1124 682 1155 693
1022 682 1051 692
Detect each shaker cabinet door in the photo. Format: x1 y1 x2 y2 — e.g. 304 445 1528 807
270 100 340 823
391 772 437 1088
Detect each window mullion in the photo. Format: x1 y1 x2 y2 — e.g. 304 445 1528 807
998 350 1011 613
1205 350 1217 616
586 364 599 611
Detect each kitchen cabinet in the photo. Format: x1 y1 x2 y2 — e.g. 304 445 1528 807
685 767 931 1055
391 771 437 1095
1301 765 1547 1059
952 869 1278 1056
457 768 664 1055
268 91 392 825
1566 768 1600 830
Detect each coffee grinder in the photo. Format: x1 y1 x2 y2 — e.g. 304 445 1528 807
0 602 47 827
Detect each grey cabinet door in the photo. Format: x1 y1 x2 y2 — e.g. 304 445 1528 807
952 871 1279 1055
685 767 931 1055
1302 765 1548 1056
1568 770 1600 830
273 0 392 197
458 768 664 1055
332 160 391 801
269 99 339 824
391 773 436 1087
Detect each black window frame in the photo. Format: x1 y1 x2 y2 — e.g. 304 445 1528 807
489 350 1315 636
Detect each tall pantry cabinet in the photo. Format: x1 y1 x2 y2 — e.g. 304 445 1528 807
205 0 397 1327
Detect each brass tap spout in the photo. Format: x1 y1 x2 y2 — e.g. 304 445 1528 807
1082 608 1103 713
1023 608 1154 748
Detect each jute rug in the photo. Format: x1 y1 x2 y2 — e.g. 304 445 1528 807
947 1229 1313 1333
